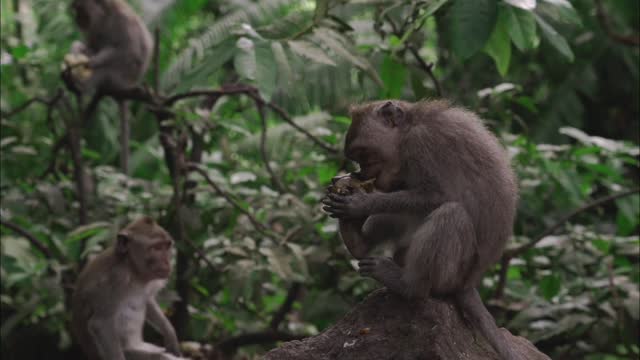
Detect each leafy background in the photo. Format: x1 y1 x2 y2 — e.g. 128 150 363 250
1 0 638 359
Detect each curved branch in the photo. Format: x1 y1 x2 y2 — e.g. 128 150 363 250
270 282 302 330
0 219 57 260
493 187 640 299
407 45 442 97
505 188 639 258
594 0 640 46
165 84 339 154
187 163 275 237
1 89 63 119
255 100 287 193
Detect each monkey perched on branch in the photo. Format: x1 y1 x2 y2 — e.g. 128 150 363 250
63 0 153 174
72 217 187 360
322 100 521 360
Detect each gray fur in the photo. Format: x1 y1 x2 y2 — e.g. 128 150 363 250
322 100 520 360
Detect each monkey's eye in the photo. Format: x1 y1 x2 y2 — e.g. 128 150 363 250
149 242 171 251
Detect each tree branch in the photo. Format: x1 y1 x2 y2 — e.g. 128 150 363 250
594 0 640 46
269 282 302 330
493 188 640 299
165 84 338 154
255 99 287 193
187 163 275 237
407 45 442 97
0 89 63 119
505 188 639 258
0 219 57 260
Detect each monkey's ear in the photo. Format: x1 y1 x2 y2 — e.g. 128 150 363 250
116 233 130 255
377 101 405 127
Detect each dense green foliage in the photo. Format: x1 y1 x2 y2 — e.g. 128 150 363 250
1 0 638 359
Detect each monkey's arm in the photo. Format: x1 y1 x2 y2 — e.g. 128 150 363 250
339 218 370 259
88 46 119 68
325 190 444 219
146 298 181 356
87 313 126 360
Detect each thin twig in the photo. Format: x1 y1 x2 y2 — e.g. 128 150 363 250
269 282 302 330
594 0 640 46
255 99 287 192
165 84 338 154
493 188 640 299
505 188 640 258
0 219 56 260
1 90 63 119
187 163 274 237
407 45 442 97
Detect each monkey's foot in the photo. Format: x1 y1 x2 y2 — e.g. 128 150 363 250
358 257 408 297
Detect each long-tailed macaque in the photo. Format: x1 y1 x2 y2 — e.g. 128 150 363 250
65 0 153 174
72 217 186 360
322 100 521 360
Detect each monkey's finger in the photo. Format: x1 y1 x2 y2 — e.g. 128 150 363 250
327 193 347 202
323 200 347 211
322 205 340 214
359 257 378 265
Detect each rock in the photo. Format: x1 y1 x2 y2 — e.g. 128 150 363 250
263 289 549 360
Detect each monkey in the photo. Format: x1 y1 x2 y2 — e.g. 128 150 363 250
71 216 187 360
322 100 521 360
65 0 153 174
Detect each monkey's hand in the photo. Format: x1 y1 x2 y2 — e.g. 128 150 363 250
322 192 373 219
358 257 408 297
164 332 182 356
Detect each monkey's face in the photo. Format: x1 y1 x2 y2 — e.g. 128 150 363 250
71 0 104 30
118 218 174 281
345 101 405 192
139 235 174 280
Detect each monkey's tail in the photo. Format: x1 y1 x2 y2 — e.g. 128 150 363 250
456 287 520 360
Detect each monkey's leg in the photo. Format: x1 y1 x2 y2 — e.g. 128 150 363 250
357 203 475 298
402 202 477 297
118 100 130 175
457 288 521 360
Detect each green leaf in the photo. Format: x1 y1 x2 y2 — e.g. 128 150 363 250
312 28 383 86
234 37 257 81
449 0 498 60
287 40 336 66
484 7 511 76
271 42 294 89
591 239 611 254
537 0 582 26
504 0 536 10
616 195 640 236
534 13 574 61
380 54 407 98
423 0 450 17
506 6 538 51
10 45 29 60
539 274 561 300
254 43 278 101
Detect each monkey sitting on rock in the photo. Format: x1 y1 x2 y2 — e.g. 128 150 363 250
72 217 188 360
322 100 521 360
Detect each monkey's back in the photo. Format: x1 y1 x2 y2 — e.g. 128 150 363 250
404 101 518 282
86 0 153 88
71 248 125 360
